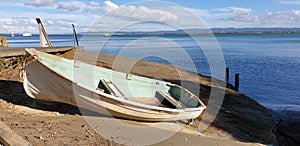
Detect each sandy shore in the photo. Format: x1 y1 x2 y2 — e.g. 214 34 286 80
0 93 263 146
0 49 280 145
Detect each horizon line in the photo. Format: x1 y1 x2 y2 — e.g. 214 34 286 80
1 27 300 35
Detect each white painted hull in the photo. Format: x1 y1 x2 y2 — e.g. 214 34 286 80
23 50 205 121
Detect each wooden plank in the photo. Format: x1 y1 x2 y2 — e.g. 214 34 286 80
107 82 124 97
0 46 75 58
0 121 32 146
100 79 115 96
0 36 8 48
156 91 186 109
36 18 52 47
100 79 125 97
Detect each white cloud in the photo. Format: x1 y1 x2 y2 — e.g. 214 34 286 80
187 8 212 18
289 10 300 23
104 0 119 12
107 5 178 23
57 1 81 12
0 10 100 34
25 0 55 7
87 1 102 7
213 7 259 22
0 18 39 33
214 7 252 13
81 1 178 24
2 1 300 34
81 1 117 15
43 19 73 27
292 10 300 16
0 0 105 34
0 18 36 27
258 10 300 25
83 7 103 14
210 6 300 27
278 0 300 5
262 12 287 24
83 1 104 14
17 1 179 32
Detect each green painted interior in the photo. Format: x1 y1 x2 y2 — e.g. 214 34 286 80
168 86 200 108
36 51 200 107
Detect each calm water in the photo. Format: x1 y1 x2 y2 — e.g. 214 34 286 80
4 33 300 109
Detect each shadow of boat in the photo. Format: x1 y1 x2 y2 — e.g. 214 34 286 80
0 80 107 117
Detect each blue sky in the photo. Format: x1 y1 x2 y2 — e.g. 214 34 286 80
0 0 300 34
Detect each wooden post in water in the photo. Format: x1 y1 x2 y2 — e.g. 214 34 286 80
235 73 240 91
226 68 229 83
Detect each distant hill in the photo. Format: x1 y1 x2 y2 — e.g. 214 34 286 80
80 28 300 36
210 28 300 34
1 28 299 36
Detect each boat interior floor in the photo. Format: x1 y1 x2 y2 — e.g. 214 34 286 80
97 79 185 109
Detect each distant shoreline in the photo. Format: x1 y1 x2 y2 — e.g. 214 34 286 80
1 32 300 36
1 28 300 36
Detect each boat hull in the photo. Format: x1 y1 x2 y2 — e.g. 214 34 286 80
23 51 205 122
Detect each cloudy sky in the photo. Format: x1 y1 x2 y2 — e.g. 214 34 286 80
0 0 300 34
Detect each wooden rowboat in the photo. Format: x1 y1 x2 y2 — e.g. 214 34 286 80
23 48 206 122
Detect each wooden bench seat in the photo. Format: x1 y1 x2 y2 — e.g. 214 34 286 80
98 79 125 98
156 91 186 109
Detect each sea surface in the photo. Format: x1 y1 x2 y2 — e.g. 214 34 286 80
3 33 300 110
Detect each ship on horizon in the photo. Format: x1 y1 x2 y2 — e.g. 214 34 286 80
22 32 32 37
